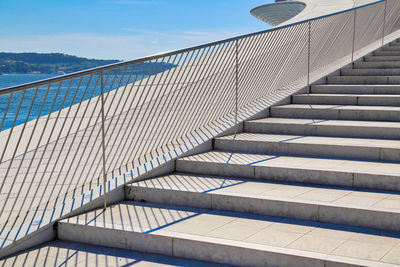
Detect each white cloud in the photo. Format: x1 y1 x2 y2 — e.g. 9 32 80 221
0 29 246 60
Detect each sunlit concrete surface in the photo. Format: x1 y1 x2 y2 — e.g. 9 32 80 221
58 202 400 266
2 0 400 265
0 241 227 267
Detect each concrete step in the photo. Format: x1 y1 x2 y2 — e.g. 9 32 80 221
381 45 400 51
327 75 400 84
374 50 400 56
389 42 400 47
58 202 400 267
214 133 400 162
125 173 400 232
311 85 400 94
353 61 400 69
271 104 400 122
245 118 400 139
0 240 224 267
176 151 400 191
292 94 400 106
342 69 400 76
365 56 400 62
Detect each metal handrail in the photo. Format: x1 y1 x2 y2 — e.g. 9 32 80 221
0 0 383 94
0 0 399 251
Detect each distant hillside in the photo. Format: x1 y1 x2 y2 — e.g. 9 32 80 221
0 52 121 74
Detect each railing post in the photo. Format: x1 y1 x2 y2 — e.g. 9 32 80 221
307 21 311 94
382 0 388 47
234 39 239 139
351 9 357 64
100 71 107 210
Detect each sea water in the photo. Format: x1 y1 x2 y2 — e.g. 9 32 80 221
0 73 142 130
0 74 58 89
0 64 171 130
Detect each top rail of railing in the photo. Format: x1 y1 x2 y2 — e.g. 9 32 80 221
0 0 382 95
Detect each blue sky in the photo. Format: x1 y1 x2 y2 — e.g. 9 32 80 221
0 0 273 60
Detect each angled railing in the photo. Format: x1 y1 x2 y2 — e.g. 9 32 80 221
0 0 400 250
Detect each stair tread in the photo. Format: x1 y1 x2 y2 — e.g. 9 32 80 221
0 240 222 267
59 202 400 266
292 94 400 106
295 93 400 97
313 85 400 87
216 133 400 149
130 173 400 213
273 104 400 111
341 67 400 73
310 85 400 94
353 62 400 68
346 68 400 71
357 61 400 63
178 151 400 177
366 56 400 58
247 117 400 129
329 75 400 78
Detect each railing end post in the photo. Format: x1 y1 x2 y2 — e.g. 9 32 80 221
234 40 239 139
100 71 107 211
307 21 312 94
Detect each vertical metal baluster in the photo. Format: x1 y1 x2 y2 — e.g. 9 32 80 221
0 93 13 133
152 49 204 154
351 9 357 63
0 91 26 166
3 87 40 221
307 21 312 94
94 64 146 178
382 0 388 47
111 59 165 170
162 47 218 148
72 69 120 189
100 71 107 210
12 85 51 220
166 44 227 149
17 82 63 215
0 90 26 202
66 73 106 188
123 56 175 167
234 40 239 139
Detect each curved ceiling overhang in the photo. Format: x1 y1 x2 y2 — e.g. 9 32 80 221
251 0 379 27
250 2 306 27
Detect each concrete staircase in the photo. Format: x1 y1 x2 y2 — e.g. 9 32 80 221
51 41 400 266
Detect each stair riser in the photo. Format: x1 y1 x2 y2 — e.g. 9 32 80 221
271 107 400 122
58 223 329 267
126 186 318 221
374 51 400 56
341 69 400 76
382 46 400 51
214 139 400 162
292 95 400 106
353 62 400 69
327 76 400 84
311 85 400 94
176 160 400 192
365 56 400 62
126 186 400 232
244 121 400 139
59 223 173 259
